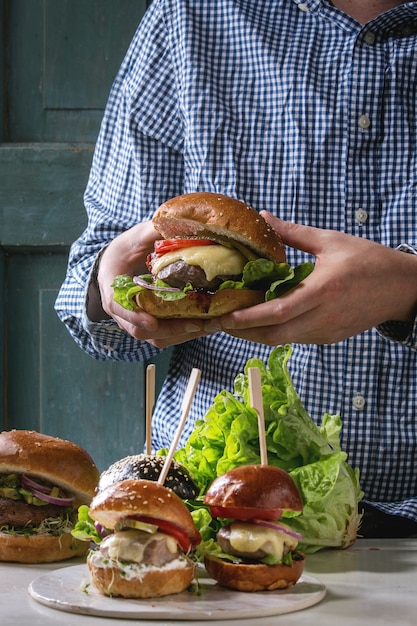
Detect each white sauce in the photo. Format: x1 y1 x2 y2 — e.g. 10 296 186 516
88 551 192 581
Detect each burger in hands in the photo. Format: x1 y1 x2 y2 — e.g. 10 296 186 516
112 192 313 318
0 429 99 563
81 479 201 598
202 465 305 591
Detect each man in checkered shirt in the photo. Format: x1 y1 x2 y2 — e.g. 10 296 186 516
56 0 417 537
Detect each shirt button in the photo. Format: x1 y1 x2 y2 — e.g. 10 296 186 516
355 208 368 224
358 115 371 130
352 395 366 410
298 3 310 11
363 31 376 45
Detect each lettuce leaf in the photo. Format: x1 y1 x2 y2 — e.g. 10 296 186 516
173 345 363 553
112 259 314 310
71 505 104 544
111 274 189 310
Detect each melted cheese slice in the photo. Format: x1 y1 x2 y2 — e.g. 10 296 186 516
229 522 298 560
105 529 178 564
152 245 247 281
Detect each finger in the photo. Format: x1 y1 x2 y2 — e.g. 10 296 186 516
223 305 349 346
111 307 205 346
260 212 327 256
221 276 319 332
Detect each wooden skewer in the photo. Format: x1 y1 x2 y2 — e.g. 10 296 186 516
158 368 201 485
248 367 268 465
145 363 156 455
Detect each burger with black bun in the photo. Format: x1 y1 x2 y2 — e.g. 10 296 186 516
84 479 201 598
98 454 199 500
202 464 305 592
0 429 99 563
112 192 313 318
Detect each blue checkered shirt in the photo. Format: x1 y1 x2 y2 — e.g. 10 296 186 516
56 0 417 521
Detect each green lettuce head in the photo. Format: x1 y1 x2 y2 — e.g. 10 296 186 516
173 345 363 553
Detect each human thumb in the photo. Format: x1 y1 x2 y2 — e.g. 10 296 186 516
260 211 322 256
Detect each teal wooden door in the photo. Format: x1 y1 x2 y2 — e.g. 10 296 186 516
0 0 169 471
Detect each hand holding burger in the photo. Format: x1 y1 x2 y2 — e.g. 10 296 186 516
112 192 313 318
202 464 305 591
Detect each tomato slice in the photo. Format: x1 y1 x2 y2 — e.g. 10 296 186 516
154 238 216 256
209 505 283 521
135 515 199 552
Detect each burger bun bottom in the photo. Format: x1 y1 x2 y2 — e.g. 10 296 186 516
87 556 196 598
136 288 265 319
0 532 89 563
204 554 305 592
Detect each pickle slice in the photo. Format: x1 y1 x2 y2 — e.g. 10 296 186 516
114 518 158 533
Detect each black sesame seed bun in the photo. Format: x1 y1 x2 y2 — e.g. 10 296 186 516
98 454 199 500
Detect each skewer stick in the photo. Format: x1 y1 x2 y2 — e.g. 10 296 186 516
145 364 156 455
248 367 268 465
158 368 201 485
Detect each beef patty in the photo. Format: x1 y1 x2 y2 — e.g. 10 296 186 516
0 496 70 528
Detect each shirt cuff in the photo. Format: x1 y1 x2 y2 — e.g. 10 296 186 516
376 244 417 349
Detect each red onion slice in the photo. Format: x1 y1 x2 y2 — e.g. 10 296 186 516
94 521 111 538
20 474 50 493
21 475 74 507
29 487 74 507
133 276 182 292
252 518 303 540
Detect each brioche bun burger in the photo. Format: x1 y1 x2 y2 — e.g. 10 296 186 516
111 192 313 318
0 429 99 563
83 479 201 598
202 465 305 592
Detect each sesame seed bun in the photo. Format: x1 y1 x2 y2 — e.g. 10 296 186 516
97 454 199 499
153 192 286 262
136 192 286 318
88 479 199 543
87 556 196 598
87 479 199 598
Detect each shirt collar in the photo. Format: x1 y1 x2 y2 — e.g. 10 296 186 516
291 0 417 38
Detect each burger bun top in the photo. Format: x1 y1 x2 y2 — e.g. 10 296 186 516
98 454 199 499
89 479 200 545
0 429 99 505
204 465 303 513
153 192 286 262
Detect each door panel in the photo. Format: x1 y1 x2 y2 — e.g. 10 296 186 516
8 0 146 142
0 144 93 247
0 0 172 472
6 253 146 470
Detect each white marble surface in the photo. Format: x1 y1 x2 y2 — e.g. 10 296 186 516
2 538 416 626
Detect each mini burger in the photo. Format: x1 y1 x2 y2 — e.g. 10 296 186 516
0 429 99 563
112 192 313 318
202 465 305 592
98 454 199 499
84 479 201 598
